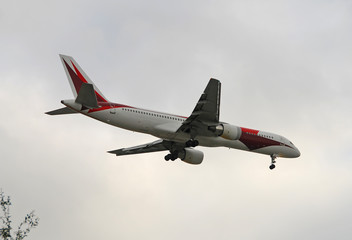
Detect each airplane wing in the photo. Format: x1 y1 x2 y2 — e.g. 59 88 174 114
108 139 167 156
108 139 189 156
177 78 221 137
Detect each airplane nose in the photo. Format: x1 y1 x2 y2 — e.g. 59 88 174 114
294 147 301 158
284 146 300 158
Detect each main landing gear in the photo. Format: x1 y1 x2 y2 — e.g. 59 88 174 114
164 139 199 162
269 154 277 170
185 139 199 148
164 152 178 161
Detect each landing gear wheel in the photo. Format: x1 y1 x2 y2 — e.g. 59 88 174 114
269 154 277 170
186 139 199 147
165 152 178 161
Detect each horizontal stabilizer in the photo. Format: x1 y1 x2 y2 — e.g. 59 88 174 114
75 83 99 108
45 107 78 115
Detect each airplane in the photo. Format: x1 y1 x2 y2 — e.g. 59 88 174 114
46 54 300 170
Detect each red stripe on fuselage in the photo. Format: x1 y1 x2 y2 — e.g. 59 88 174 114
87 104 187 120
88 102 134 113
241 127 259 135
239 127 280 151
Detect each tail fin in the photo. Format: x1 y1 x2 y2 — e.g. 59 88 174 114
59 54 108 102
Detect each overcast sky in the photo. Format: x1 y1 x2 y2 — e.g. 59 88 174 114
1 0 352 239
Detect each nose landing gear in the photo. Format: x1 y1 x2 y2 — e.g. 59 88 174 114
269 154 277 170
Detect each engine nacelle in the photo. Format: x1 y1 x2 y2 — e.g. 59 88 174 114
209 123 242 140
179 149 204 165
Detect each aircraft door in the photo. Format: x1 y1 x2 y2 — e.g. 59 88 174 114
110 107 116 114
105 105 116 124
109 104 116 114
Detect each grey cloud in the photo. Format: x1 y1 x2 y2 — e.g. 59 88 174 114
1 0 352 240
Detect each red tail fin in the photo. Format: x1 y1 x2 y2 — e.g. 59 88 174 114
59 54 108 102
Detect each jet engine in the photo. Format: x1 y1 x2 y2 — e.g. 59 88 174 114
208 123 242 140
178 148 204 165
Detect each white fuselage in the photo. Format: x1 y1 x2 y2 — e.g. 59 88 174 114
62 100 300 159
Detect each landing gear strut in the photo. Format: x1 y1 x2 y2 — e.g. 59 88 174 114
165 139 199 162
269 154 277 170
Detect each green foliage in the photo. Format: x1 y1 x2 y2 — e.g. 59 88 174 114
0 190 39 240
